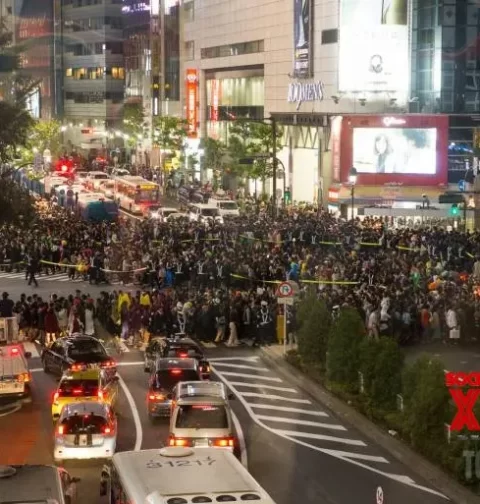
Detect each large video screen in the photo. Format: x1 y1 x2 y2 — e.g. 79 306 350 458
353 128 437 175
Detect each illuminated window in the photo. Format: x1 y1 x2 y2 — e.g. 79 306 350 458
73 68 87 79
201 40 263 59
111 67 125 79
65 68 73 77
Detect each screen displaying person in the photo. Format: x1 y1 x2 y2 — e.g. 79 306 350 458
373 134 397 173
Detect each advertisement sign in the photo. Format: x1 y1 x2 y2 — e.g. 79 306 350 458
445 372 480 431
330 116 343 182
293 0 313 78
210 79 219 122
287 81 324 110
186 69 198 138
339 0 408 94
339 115 449 186
25 87 41 119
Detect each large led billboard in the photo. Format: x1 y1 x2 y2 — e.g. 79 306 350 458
353 127 437 175
339 0 409 94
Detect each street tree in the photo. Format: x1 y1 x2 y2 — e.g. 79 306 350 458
0 170 35 225
202 137 227 189
123 103 146 148
26 119 63 157
152 116 188 171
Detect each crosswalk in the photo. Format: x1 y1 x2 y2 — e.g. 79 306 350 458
211 356 447 499
0 271 122 284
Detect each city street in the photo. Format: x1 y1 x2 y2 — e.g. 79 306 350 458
0 340 449 504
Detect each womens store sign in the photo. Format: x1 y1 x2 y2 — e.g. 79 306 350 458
287 81 325 110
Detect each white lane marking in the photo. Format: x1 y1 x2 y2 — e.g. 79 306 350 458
321 449 389 464
240 392 311 404
210 356 260 363
256 415 346 431
22 342 40 358
30 368 42 373
274 429 366 446
213 367 447 499
229 382 297 393
211 363 270 372
118 373 143 451
0 403 22 417
30 361 144 373
201 342 217 348
219 371 282 382
250 404 328 416
118 340 130 353
231 409 248 468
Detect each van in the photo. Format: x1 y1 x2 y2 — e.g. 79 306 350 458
0 464 80 504
188 204 223 224
85 171 110 190
208 198 240 217
0 344 32 400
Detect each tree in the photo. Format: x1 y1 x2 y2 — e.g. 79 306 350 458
0 101 34 163
123 103 146 148
203 137 227 189
0 170 35 225
27 119 63 157
152 116 188 154
296 294 330 370
326 307 366 390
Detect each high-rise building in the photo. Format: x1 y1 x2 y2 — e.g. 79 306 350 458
60 0 124 150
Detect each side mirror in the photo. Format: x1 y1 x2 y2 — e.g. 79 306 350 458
24 352 32 359
228 393 235 400
71 477 81 483
99 480 107 497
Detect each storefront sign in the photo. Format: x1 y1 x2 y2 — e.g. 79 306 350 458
383 116 406 127
186 69 198 138
287 81 325 110
211 79 219 122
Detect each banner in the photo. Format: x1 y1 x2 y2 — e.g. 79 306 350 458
186 68 198 138
293 0 313 78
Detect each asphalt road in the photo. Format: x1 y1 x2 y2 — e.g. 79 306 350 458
0 340 451 504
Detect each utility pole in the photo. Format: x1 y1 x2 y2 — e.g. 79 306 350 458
271 116 277 218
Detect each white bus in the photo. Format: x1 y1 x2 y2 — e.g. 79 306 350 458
100 447 276 504
107 175 159 215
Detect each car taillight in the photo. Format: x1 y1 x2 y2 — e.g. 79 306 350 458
148 393 165 401
168 437 192 447
70 364 84 371
212 437 235 448
178 352 188 358
98 390 104 400
17 372 30 383
170 369 182 375
101 360 116 369
53 391 60 402
103 426 113 435
57 425 65 435
73 388 83 395
10 347 19 355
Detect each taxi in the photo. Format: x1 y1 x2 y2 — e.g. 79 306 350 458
52 369 119 421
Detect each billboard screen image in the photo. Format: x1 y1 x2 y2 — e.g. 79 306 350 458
339 0 408 94
293 0 312 78
353 127 437 175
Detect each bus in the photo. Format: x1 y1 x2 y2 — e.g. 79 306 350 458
99 447 276 504
108 175 159 215
77 193 118 222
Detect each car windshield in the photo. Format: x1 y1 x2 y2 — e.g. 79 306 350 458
219 202 238 210
153 369 200 390
175 405 228 429
59 379 98 397
163 210 177 216
201 208 219 217
93 174 108 179
60 414 107 434
68 340 105 358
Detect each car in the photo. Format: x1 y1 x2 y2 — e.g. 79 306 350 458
54 401 117 463
166 212 189 222
144 336 211 379
111 168 130 177
41 336 116 377
188 203 223 224
146 358 203 420
51 368 119 421
0 344 32 401
148 206 178 221
168 381 236 452
85 171 110 190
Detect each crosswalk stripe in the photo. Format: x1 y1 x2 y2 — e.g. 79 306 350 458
249 404 328 416
229 382 297 393
274 429 366 446
219 371 282 382
212 363 270 372
22 341 40 358
321 449 389 464
240 392 310 404
256 415 346 431
201 341 217 348
0 273 25 279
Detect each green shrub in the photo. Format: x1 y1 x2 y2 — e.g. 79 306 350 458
296 294 330 369
402 356 451 456
326 307 365 390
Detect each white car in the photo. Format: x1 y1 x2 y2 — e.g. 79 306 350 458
166 212 189 222
111 168 130 177
149 207 180 221
54 401 117 463
188 204 224 224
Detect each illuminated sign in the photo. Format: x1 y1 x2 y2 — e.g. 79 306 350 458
287 81 325 110
18 17 50 39
186 69 198 138
122 3 149 13
383 117 406 127
339 0 408 96
211 79 219 122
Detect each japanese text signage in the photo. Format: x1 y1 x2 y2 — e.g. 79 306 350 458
446 372 480 431
186 69 198 138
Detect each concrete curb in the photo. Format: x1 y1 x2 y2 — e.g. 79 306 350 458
259 347 479 504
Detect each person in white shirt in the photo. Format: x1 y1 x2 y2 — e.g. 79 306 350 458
446 306 459 342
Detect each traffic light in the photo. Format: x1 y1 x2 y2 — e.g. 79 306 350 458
284 188 291 204
450 204 460 216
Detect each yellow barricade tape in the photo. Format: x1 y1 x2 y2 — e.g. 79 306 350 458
467 252 475 259
230 273 358 285
359 242 381 247
40 260 147 274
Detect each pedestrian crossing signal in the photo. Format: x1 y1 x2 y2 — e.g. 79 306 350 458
450 204 460 216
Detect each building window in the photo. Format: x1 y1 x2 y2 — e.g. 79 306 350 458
111 67 125 79
201 40 263 59
321 29 338 44
184 1 194 22
185 41 194 60
65 68 73 77
73 68 87 79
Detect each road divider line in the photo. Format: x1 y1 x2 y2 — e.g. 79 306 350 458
230 410 248 469
211 363 270 372
256 415 346 431
271 428 366 446
22 342 40 358
117 361 143 367
118 373 143 451
209 356 259 363
229 382 297 393
0 403 22 417
240 392 311 404
320 449 389 464
219 371 282 382
249 404 328 416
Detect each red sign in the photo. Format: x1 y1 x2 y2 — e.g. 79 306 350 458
18 17 50 39
186 69 198 138
446 372 480 431
339 114 449 187
330 116 342 182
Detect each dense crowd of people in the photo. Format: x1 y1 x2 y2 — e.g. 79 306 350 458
1 199 480 347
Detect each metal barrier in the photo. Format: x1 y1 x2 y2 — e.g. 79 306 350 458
0 317 20 344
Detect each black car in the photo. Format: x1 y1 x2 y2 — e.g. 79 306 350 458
144 336 211 379
41 336 116 376
147 358 202 420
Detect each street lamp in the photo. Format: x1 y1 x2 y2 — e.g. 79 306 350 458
349 167 357 221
